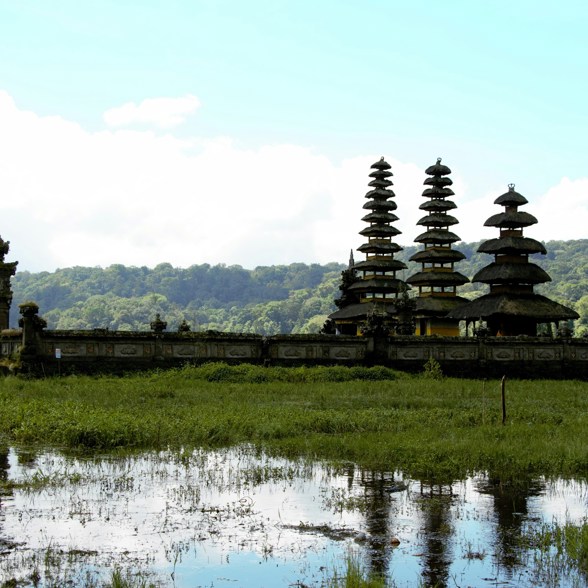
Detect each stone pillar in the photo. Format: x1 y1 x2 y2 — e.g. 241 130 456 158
150 314 167 360
0 237 18 330
18 301 47 356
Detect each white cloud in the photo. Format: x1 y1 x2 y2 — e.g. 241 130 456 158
103 95 201 129
0 90 586 273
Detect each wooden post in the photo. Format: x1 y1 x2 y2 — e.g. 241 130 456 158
501 375 507 425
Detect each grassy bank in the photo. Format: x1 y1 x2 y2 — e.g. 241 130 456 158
0 363 586 481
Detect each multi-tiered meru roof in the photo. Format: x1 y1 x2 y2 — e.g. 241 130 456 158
406 158 469 336
448 184 578 335
328 157 408 334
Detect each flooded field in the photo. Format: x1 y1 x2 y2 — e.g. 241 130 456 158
0 445 586 587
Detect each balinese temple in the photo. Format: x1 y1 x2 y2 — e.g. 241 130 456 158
328 157 408 335
448 184 578 336
0 236 17 331
406 158 469 336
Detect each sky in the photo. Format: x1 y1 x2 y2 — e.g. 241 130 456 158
0 0 587 272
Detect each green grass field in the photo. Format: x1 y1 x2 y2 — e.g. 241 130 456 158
0 362 586 481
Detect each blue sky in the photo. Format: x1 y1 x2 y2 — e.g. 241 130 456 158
0 0 586 271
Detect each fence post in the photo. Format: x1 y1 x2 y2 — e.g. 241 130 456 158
501 375 507 425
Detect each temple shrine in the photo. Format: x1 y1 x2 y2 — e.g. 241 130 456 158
448 183 579 335
328 158 408 335
406 158 469 336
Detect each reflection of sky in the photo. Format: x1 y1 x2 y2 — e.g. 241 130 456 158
1 448 587 587
539 478 588 523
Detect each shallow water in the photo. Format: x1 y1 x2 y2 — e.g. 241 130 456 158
0 446 586 587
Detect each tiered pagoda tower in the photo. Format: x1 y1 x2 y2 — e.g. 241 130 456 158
406 158 469 336
329 157 408 335
448 184 578 335
0 236 17 331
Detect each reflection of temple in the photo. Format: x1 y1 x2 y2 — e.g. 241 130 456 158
0 446 8 482
476 475 545 571
415 483 454 588
356 471 396 577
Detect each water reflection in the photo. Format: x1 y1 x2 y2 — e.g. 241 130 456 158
416 483 454 588
0 446 585 588
477 475 546 570
356 470 396 577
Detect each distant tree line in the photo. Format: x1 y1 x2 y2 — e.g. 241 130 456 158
9 240 588 336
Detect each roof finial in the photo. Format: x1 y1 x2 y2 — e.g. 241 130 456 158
436 157 442 164
508 183 515 191
380 156 384 161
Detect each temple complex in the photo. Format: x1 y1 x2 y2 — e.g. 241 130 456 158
448 184 578 335
406 159 469 336
0 160 585 379
328 158 409 335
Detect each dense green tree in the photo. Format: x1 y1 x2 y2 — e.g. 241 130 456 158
7 241 587 334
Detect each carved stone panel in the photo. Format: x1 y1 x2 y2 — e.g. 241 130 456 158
279 346 303 359
226 346 253 358
117 345 139 356
396 347 426 361
62 344 82 356
175 345 196 357
445 347 478 360
330 347 352 360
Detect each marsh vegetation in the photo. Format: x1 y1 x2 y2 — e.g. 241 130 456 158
0 363 587 586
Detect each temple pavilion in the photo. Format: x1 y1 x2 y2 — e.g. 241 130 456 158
328 158 409 335
406 158 469 336
448 184 578 335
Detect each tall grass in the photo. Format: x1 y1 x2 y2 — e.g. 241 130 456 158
325 551 388 587
0 363 586 481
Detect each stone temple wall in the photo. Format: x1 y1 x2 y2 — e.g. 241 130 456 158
2 327 587 379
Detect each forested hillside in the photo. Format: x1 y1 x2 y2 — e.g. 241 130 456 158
9 240 588 336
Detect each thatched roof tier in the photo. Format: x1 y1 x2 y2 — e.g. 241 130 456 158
484 211 538 228
353 259 407 272
360 225 402 238
422 187 455 198
358 242 403 254
348 278 407 293
406 271 469 287
329 301 397 321
409 248 466 262
419 199 457 212
363 200 398 211
370 158 392 172
478 237 546 255
473 262 551 284
417 213 459 227
368 178 393 189
424 176 453 187
362 212 399 223
365 188 395 200
415 296 470 315
447 293 579 322
494 184 528 206
425 159 451 176
414 229 461 244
